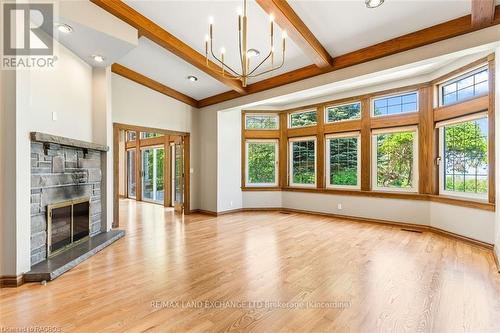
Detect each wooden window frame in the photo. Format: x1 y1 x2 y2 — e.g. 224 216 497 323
371 90 419 118
325 101 362 124
437 112 489 201
244 113 280 130
240 55 496 212
288 136 317 188
325 131 361 190
372 126 419 193
437 65 489 107
288 108 318 129
245 139 279 187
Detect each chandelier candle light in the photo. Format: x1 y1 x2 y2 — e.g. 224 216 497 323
205 0 286 87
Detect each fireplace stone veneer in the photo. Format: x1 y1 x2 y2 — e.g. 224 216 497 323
30 133 107 266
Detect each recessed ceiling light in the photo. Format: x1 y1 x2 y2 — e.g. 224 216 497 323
247 48 260 58
91 55 105 63
187 75 198 82
365 0 384 8
56 24 73 34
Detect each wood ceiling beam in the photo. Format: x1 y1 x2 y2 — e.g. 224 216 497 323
471 0 495 28
91 0 246 94
198 5 500 108
112 63 199 108
255 0 332 68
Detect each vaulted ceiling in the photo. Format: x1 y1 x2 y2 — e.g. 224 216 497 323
89 0 500 107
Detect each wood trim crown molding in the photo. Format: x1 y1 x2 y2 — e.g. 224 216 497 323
112 64 199 108
255 0 332 68
91 0 246 94
198 6 500 107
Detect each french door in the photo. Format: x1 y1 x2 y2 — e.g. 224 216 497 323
126 149 136 199
141 146 165 204
173 140 184 213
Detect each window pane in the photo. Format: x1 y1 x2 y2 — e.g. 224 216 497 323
246 114 278 129
326 102 361 122
290 111 317 128
373 92 418 116
443 118 488 195
376 131 415 189
328 137 358 186
140 132 162 139
126 131 137 141
291 140 315 185
247 142 277 184
440 67 489 105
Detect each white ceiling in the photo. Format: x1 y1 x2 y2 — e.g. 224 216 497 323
289 0 473 57
124 0 312 84
118 37 230 99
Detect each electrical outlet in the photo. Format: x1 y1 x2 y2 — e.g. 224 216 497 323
337 203 342 210
230 201 233 207
52 111 58 121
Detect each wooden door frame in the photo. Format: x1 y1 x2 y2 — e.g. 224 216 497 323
113 123 191 228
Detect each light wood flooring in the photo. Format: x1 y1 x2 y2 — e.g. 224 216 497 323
1 199 500 332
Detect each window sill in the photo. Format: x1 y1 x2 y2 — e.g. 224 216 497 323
241 187 495 211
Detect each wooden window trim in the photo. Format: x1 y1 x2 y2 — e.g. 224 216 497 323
241 56 495 210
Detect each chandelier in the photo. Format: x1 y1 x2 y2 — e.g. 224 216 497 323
204 0 286 87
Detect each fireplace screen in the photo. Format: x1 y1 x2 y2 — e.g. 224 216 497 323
47 197 90 257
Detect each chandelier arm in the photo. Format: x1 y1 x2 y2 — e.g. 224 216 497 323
210 44 240 77
247 50 273 76
238 18 245 74
247 54 285 78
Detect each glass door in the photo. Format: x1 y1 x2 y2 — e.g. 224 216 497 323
141 146 164 204
174 140 184 213
126 149 136 199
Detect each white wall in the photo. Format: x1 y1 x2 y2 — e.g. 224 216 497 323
111 74 200 210
217 110 243 212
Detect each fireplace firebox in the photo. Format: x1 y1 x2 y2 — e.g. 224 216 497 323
47 197 90 257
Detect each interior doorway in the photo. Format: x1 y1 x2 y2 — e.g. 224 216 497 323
113 123 190 228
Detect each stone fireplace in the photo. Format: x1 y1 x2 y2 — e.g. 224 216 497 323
30 133 108 266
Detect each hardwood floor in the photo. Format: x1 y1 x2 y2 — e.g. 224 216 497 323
2 199 500 332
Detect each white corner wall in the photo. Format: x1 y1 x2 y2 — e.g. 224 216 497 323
217 110 243 212
111 74 200 210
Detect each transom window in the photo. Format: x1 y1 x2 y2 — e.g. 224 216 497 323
289 109 317 128
289 137 316 187
245 114 279 130
438 114 488 199
140 132 163 139
373 92 418 116
372 127 418 192
245 140 279 187
126 131 137 141
326 102 361 123
326 133 360 189
440 66 488 106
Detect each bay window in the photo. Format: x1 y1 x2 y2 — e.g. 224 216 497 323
372 127 418 192
289 137 316 187
326 132 360 189
437 113 488 199
245 140 279 187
